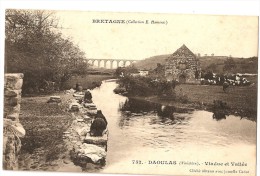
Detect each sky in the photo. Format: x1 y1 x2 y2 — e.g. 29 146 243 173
55 11 258 60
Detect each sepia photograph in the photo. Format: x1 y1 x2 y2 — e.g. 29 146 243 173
1 3 259 176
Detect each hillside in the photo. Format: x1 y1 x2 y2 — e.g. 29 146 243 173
134 54 170 70
134 55 258 74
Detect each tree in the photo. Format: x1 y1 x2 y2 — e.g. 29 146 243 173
223 58 236 72
206 63 217 72
154 63 165 75
195 69 200 79
5 9 88 93
114 65 138 77
115 67 125 77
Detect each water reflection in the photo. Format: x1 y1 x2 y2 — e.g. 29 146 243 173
119 98 179 128
120 98 159 113
89 80 256 174
120 98 175 119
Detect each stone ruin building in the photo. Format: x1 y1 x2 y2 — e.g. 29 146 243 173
165 44 201 83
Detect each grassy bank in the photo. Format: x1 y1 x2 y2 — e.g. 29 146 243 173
64 74 114 90
133 83 257 121
18 93 73 171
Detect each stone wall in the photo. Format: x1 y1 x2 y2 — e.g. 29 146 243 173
3 73 25 170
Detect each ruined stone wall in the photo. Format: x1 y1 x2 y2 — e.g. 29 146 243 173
165 56 200 82
3 73 25 170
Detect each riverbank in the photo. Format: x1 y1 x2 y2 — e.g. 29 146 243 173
18 75 113 171
127 84 257 121
18 93 108 172
18 93 104 172
18 93 76 171
21 74 114 97
64 74 115 90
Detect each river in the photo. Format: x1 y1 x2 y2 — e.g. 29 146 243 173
90 80 256 175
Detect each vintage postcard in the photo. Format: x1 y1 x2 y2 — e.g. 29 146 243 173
2 8 258 176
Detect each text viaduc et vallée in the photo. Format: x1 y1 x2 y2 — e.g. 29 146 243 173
92 19 168 25
189 161 249 174
132 160 250 174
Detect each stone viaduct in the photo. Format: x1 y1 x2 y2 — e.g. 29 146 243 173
86 59 138 69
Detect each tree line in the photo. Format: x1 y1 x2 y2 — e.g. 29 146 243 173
5 9 88 94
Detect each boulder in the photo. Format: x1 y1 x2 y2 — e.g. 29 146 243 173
6 113 19 121
4 89 21 97
69 102 80 112
131 113 143 116
4 119 25 138
84 129 108 145
77 118 84 122
4 74 24 90
47 96 61 103
5 97 20 106
124 111 131 116
73 92 84 100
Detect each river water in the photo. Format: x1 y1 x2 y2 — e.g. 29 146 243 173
90 80 256 175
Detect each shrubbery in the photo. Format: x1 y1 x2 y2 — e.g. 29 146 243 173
117 75 178 97
113 87 127 94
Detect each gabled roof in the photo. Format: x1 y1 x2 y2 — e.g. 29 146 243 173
171 44 196 58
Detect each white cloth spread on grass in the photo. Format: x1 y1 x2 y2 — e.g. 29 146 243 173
79 143 106 163
76 126 90 136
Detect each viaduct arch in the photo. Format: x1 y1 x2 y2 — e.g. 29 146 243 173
87 59 138 69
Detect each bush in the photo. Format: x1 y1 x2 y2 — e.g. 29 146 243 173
114 87 127 94
119 76 156 96
177 94 189 104
118 76 177 97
